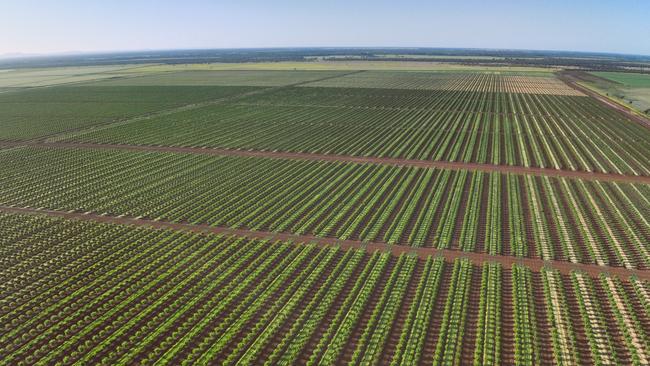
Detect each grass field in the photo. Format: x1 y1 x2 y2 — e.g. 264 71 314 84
90 70 349 86
587 71 650 114
2 66 649 365
593 72 650 88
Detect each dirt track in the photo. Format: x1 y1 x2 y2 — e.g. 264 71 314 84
2 205 647 280
6 141 650 184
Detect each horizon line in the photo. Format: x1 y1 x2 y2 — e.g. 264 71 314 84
2 46 649 61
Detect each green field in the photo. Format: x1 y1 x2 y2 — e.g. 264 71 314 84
588 71 650 114
0 65 153 88
2 211 648 365
1 146 649 268
65 72 650 176
593 71 650 88
3 66 650 366
0 85 259 140
90 70 348 86
133 60 556 74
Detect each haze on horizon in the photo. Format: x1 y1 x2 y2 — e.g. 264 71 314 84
2 0 649 57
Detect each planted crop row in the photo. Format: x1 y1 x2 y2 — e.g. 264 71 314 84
92 70 349 87
572 271 650 365
303 71 582 95
2 211 649 365
2 146 650 268
0 85 259 141
239 81 580 110
541 268 580 364
66 83 650 175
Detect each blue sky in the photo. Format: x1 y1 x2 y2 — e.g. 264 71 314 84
2 0 649 56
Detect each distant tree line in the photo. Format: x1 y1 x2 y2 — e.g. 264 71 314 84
1 48 649 72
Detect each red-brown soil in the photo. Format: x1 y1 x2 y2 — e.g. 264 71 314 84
2 205 647 280
4 141 650 184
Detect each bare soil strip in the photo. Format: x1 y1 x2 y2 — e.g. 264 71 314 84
2 205 647 280
8 141 650 184
558 71 650 130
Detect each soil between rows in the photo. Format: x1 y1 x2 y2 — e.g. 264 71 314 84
558 71 650 130
3 141 650 184
1 205 647 280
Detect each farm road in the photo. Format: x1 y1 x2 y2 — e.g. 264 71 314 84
1 205 648 280
7 141 650 185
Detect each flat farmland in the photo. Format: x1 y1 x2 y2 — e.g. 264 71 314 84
0 65 150 88
302 71 582 95
1 146 649 269
592 71 650 88
131 61 557 73
2 66 650 365
65 72 650 176
91 70 349 86
1 212 648 365
0 85 259 141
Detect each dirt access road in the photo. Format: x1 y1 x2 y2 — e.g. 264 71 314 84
5 141 650 185
2 205 647 280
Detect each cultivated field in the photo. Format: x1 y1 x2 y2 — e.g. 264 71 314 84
302 71 580 94
0 85 259 140
0 65 150 88
1 65 649 365
130 61 557 73
1 146 649 269
63 72 650 175
1 212 649 365
91 70 349 87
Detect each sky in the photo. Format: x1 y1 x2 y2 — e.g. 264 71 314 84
2 0 649 56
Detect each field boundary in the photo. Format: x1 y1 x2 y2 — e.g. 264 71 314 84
558 70 650 130
6 141 650 184
231 101 588 116
1 205 647 280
